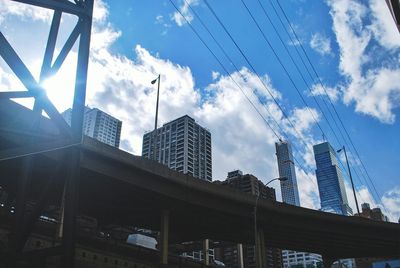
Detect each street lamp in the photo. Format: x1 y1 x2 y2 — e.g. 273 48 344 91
337 146 360 215
151 74 161 161
254 177 288 268
151 74 161 131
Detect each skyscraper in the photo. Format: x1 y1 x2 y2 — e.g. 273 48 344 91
142 115 212 181
314 142 355 268
313 141 352 216
275 141 300 206
62 107 122 148
275 141 322 268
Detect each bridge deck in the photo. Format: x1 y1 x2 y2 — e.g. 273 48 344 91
0 99 399 260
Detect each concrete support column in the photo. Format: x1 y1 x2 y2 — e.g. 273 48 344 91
323 256 334 268
237 243 244 268
258 229 266 268
159 210 169 265
203 239 209 265
255 230 263 268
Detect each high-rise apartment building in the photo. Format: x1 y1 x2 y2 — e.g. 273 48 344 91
142 115 212 262
215 171 283 268
276 141 322 268
62 107 122 148
142 115 212 181
275 141 300 206
313 142 353 216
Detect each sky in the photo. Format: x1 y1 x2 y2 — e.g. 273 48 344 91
0 0 399 222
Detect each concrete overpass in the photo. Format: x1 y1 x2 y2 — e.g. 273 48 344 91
0 100 399 266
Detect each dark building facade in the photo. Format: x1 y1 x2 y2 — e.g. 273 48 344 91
216 171 283 268
354 203 391 268
355 203 388 222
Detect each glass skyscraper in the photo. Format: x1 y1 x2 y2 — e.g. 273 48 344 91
276 141 322 268
275 141 300 206
313 141 353 216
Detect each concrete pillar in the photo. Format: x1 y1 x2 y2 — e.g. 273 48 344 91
255 230 263 268
323 256 334 268
203 239 209 265
258 229 266 268
159 210 169 265
237 243 244 268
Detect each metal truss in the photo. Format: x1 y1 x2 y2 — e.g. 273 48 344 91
386 0 400 32
0 0 94 267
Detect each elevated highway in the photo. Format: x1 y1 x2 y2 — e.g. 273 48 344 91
0 100 399 265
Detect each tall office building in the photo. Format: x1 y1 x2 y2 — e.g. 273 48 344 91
142 115 212 181
276 141 322 268
313 142 355 268
62 107 122 148
313 142 353 216
215 171 283 268
275 141 300 206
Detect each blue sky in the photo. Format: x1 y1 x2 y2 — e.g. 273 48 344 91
0 0 399 221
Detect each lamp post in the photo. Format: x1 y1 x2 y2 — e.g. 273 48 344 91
254 177 288 268
337 146 360 215
151 75 160 161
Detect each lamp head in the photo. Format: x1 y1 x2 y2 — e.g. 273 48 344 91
151 78 158 84
279 177 288 182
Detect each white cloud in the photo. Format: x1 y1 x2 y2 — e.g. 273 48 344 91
310 33 332 56
368 0 400 50
172 0 199 26
381 187 400 222
296 167 320 209
309 83 340 102
211 71 220 80
0 0 52 24
327 0 400 123
155 15 171 35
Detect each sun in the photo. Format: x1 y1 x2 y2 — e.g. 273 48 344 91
42 69 76 114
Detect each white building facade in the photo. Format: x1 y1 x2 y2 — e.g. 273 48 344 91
62 107 122 148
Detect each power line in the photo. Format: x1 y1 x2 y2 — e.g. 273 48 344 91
273 0 386 212
246 0 369 209
170 0 319 190
181 0 372 211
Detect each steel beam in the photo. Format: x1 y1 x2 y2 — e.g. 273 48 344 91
0 32 72 137
50 22 82 76
10 0 87 16
61 1 93 267
1 1 94 267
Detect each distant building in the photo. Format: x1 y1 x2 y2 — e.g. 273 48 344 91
142 115 213 262
275 141 300 206
313 142 352 216
62 107 122 148
355 203 388 222
355 203 392 268
215 171 283 268
276 141 322 268
142 115 212 181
